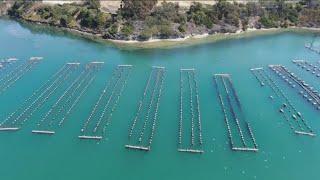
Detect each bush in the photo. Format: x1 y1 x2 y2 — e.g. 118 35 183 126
187 2 214 28
260 16 277 28
159 24 174 38
178 23 187 33
108 23 118 35
121 23 134 37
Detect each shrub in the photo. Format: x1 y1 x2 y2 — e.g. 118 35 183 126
178 23 187 33
121 23 134 37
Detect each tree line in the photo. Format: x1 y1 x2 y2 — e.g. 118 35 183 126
4 0 320 40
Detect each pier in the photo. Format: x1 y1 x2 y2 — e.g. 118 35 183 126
126 66 165 151
178 68 203 153
79 64 132 140
214 74 258 152
251 67 315 137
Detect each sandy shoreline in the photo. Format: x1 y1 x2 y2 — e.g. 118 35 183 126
107 27 320 50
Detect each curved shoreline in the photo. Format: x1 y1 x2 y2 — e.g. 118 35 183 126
110 27 320 50
4 17 320 50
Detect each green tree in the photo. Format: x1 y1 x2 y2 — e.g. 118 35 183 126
121 0 157 19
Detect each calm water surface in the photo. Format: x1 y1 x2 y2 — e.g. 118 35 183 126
0 19 319 180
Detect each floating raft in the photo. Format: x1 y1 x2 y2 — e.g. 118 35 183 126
214 73 258 152
125 145 150 151
294 131 316 137
29 57 43 61
178 68 203 153
0 63 79 130
0 56 43 94
232 147 259 152
67 62 80 65
126 66 165 151
33 61 102 135
305 42 320 54
32 130 55 135
271 64 320 108
252 66 315 137
7 57 18 62
0 127 20 131
177 148 204 153
79 64 132 140
90 61 104 64
78 135 102 140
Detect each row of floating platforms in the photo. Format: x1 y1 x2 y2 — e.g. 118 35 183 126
32 61 104 136
0 62 101 135
0 57 43 94
270 64 320 110
214 74 259 152
305 43 320 54
125 66 165 151
250 67 316 137
2 62 320 153
178 68 204 153
79 64 132 140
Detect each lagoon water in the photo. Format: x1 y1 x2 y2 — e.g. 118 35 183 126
0 18 320 180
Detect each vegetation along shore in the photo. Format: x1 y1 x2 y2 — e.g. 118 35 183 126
0 0 320 49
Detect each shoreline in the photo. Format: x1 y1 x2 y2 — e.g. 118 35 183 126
108 27 320 50
4 17 320 50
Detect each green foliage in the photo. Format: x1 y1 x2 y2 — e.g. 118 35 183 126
121 22 134 37
6 0 320 40
121 0 157 20
260 16 277 28
108 23 118 35
178 23 187 33
79 8 98 28
152 2 185 24
139 26 159 40
8 1 33 17
187 3 214 28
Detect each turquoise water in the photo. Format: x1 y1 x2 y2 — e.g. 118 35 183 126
0 18 320 180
